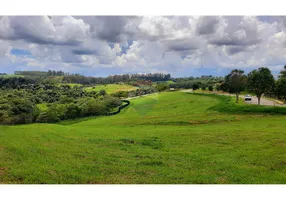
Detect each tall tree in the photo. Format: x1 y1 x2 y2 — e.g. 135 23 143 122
275 78 286 103
223 69 247 103
247 67 275 105
275 65 286 103
279 65 286 78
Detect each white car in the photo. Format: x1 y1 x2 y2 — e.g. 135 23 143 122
244 94 252 101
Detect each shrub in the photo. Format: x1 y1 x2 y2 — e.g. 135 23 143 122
65 104 81 119
156 84 169 92
36 109 60 123
99 89 107 96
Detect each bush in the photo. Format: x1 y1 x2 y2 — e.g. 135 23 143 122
65 104 81 119
85 99 107 116
99 89 107 96
104 95 122 109
156 84 169 92
59 95 74 104
112 91 128 98
0 97 39 124
36 109 60 123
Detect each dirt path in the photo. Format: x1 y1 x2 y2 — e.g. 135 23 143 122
241 95 285 106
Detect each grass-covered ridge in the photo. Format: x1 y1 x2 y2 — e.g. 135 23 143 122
85 84 137 94
1 92 286 184
0 74 24 78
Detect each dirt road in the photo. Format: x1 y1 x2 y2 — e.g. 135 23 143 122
243 96 285 106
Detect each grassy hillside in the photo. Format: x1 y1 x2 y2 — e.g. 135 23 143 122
0 74 24 78
14 71 48 77
0 92 286 183
85 84 137 94
58 83 82 88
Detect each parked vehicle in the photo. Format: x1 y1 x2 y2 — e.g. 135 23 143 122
244 94 252 101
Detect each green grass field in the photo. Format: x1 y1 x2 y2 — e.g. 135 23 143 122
0 74 24 78
58 83 82 88
0 92 286 184
85 84 137 94
36 104 49 111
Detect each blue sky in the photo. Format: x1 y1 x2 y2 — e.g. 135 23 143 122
10 48 32 56
0 16 285 77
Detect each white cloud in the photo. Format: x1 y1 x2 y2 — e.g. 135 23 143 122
0 16 286 76
0 39 11 56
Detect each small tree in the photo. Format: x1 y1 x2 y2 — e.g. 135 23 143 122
201 85 206 91
223 69 247 103
155 83 169 92
208 85 213 92
99 89 107 96
215 83 222 92
247 67 275 105
192 83 200 91
280 65 286 78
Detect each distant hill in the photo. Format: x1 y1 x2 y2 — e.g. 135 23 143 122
14 71 48 77
0 74 24 78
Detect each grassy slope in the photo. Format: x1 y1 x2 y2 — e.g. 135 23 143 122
0 92 286 184
36 104 49 112
0 74 24 78
58 83 82 88
85 84 137 94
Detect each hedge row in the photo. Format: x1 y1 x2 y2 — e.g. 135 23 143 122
107 100 130 116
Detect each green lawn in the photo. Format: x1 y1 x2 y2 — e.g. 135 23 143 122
36 103 49 111
0 92 286 184
85 84 137 94
58 83 82 88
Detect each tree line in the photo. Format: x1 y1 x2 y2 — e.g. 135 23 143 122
0 83 123 124
6 70 172 85
62 73 171 85
0 76 160 125
169 76 224 91
220 66 286 105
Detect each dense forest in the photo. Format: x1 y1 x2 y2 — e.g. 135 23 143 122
170 75 224 90
0 83 123 124
0 72 163 125
62 73 171 85
1 66 286 125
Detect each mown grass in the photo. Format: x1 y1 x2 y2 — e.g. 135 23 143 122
58 83 82 88
85 84 137 94
0 92 286 184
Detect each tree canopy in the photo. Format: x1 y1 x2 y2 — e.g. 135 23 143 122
223 69 247 103
247 67 275 105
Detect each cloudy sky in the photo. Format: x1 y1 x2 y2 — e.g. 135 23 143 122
0 16 286 77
